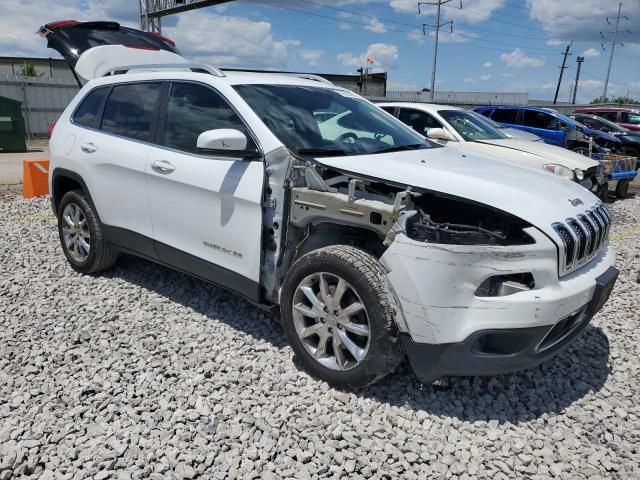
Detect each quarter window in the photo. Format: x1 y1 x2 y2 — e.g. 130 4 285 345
162 83 253 153
101 83 163 142
73 87 109 128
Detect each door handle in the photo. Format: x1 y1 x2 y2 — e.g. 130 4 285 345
151 160 176 173
80 142 97 153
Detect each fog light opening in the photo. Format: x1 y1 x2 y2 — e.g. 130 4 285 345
475 273 534 297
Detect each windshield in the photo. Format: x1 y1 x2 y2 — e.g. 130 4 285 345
234 84 429 156
574 115 626 133
438 110 509 141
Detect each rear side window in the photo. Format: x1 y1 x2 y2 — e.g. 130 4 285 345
597 111 618 122
491 108 518 124
73 87 108 128
161 82 253 153
101 83 163 142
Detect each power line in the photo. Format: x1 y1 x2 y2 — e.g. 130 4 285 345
601 2 631 98
251 0 561 56
553 41 572 104
419 0 456 101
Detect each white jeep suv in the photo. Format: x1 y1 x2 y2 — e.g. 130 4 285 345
44 21 618 388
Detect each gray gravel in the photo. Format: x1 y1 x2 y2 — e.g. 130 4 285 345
1 193 639 479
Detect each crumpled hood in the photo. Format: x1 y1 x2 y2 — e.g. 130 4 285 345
469 138 600 170
316 147 602 240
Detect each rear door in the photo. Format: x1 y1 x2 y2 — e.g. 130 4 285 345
39 20 184 80
145 81 265 296
77 81 163 242
521 110 565 146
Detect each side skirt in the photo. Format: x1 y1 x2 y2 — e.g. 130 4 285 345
103 225 266 306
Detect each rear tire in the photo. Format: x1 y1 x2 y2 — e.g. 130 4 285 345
57 190 118 273
280 245 403 389
615 180 630 199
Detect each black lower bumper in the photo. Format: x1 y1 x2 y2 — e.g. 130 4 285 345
403 266 619 383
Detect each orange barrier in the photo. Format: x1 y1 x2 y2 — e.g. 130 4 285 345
23 159 50 199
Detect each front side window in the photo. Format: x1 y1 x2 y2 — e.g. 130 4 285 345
438 110 508 141
491 108 518 124
73 87 109 128
398 108 442 136
522 110 559 130
162 82 254 153
101 82 163 142
621 112 640 125
234 84 428 156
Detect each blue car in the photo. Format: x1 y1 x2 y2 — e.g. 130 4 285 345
474 106 621 154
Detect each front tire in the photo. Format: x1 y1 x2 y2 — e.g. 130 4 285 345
57 190 118 273
280 245 403 389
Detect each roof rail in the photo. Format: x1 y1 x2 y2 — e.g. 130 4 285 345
104 63 225 77
285 73 333 85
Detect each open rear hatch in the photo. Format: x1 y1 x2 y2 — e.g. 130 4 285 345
38 20 187 81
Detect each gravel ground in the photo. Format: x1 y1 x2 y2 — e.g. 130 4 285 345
1 194 639 480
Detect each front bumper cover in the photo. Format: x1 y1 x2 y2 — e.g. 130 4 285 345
402 266 618 382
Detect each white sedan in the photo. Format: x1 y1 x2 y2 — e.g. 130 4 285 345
378 102 601 188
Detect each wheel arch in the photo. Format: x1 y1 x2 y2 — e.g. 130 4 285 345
51 168 96 215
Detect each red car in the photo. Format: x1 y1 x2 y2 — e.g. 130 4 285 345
574 107 640 133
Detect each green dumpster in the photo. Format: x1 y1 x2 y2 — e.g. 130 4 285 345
0 95 27 153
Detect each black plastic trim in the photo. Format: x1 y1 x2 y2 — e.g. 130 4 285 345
50 168 96 215
102 225 262 303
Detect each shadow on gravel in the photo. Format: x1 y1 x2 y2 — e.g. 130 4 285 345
106 255 288 349
108 255 610 422
362 325 611 422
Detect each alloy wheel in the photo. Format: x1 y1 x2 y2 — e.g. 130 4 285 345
291 272 370 371
61 203 90 262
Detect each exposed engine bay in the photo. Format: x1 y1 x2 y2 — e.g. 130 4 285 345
261 149 534 302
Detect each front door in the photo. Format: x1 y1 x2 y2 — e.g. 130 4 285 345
146 81 265 295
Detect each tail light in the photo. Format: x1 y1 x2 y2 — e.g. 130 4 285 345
45 20 80 29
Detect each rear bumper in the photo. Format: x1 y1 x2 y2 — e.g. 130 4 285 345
402 266 618 382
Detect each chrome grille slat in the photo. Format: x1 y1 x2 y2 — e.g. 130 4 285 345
554 203 611 277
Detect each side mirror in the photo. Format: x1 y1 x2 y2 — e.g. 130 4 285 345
427 128 456 142
197 129 247 152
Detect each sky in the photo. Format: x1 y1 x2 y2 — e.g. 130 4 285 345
1 0 639 103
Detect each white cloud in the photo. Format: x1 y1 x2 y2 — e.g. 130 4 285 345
500 48 545 68
480 74 491 81
527 0 640 43
365 18 387 34
464 77 473 83
338 43 399 70
339 22 352 30
390 0 505 24
164 12 300 69
299 49 324 66
545 39 563 46
581 47 600 58
483 62 492 68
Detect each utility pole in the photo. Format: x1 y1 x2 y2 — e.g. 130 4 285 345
601 2 630 99
419 0 459 102
553 41 572 105
571 56 584 104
